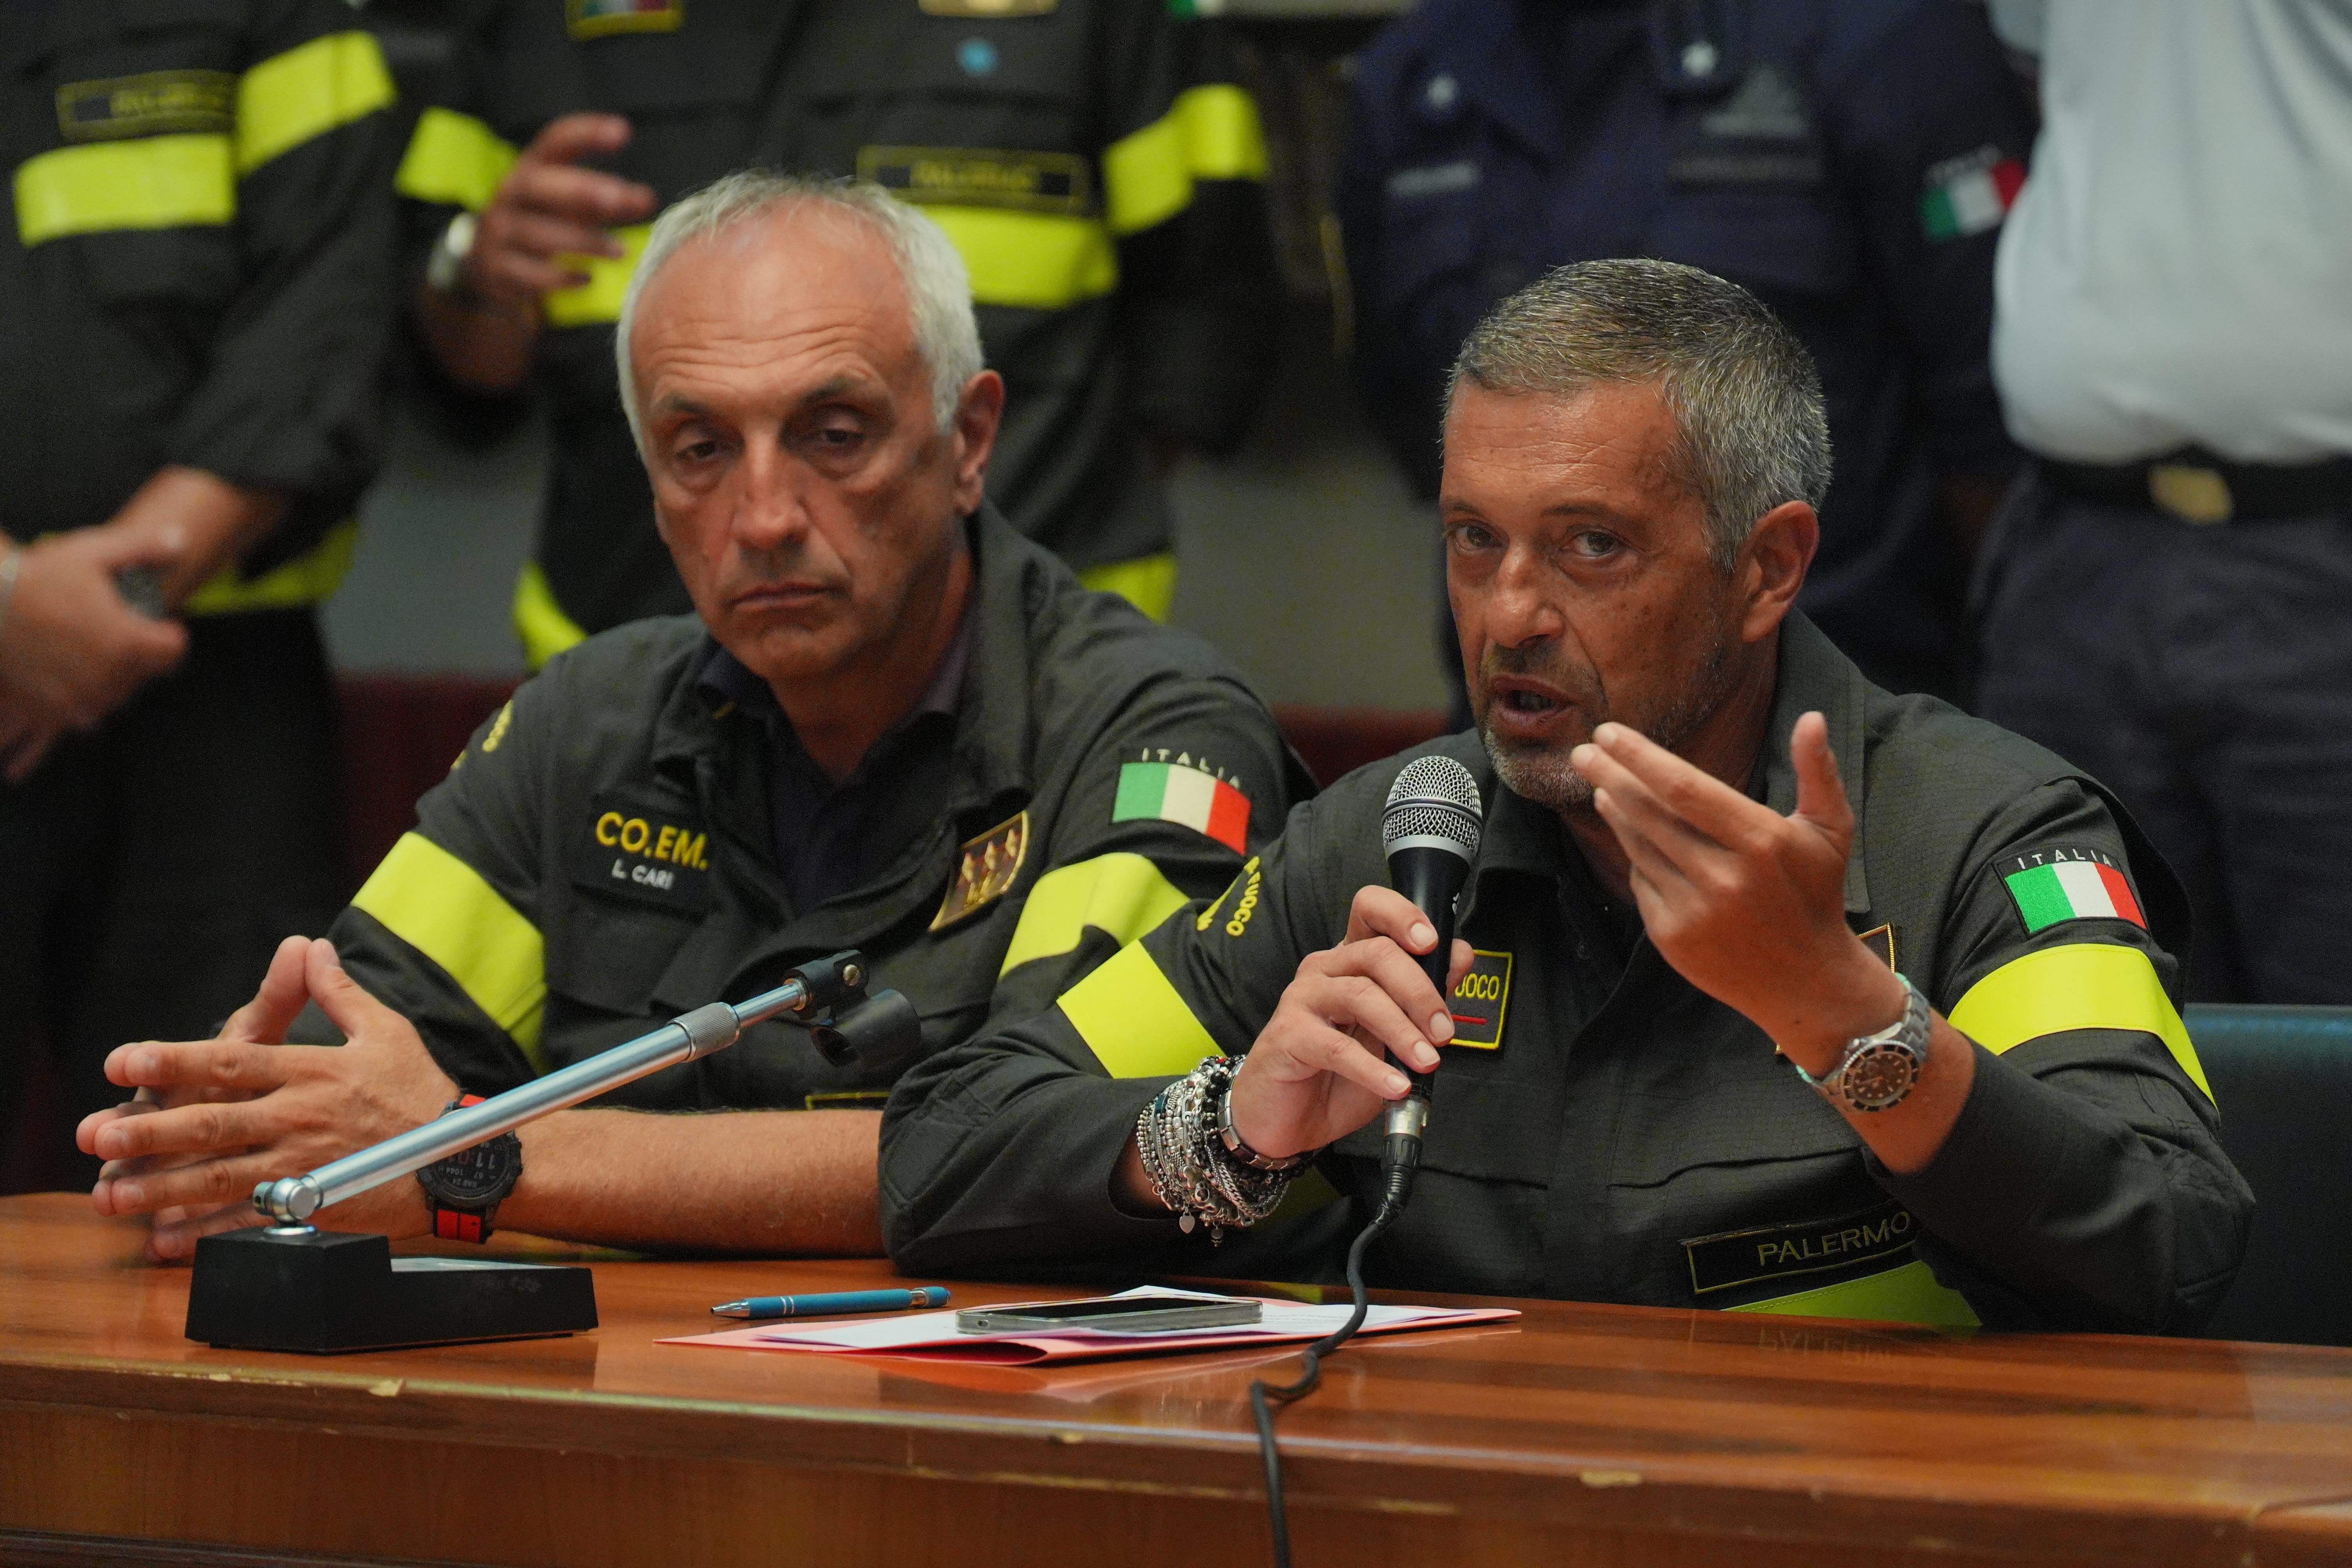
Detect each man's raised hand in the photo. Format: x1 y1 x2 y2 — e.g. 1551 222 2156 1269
1569 712 1904 1065
1223 885 1473 1161
78 936 459 1261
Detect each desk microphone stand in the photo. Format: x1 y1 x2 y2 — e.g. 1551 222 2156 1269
185 950 918 1354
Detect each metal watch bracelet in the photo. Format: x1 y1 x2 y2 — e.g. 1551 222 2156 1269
1794 973 1931 1113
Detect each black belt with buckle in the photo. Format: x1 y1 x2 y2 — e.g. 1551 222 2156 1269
2040 451 2352 524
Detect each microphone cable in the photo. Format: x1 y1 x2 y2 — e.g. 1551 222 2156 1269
1246 1161 1416 1568
1248 755 1481 1567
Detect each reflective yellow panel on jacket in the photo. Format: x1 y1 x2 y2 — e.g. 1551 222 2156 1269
1102 83 1268 236
1726 1258 1982 1328
542 221 652 327
512 561 590 670
1949 942 2213 1102
923 206 1118 310
14 133 234 245
181 520 358 617
1078 552 1177 622
234 31 395 175
1058 940 1222 1078
353 832 548 1071
999 853 1193 977
394 106 518 213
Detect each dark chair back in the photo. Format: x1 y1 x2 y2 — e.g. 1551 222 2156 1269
2187 1004 2352 1347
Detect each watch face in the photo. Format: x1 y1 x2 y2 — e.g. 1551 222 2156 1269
419 1134 518 1205
1841 1042 1919 1112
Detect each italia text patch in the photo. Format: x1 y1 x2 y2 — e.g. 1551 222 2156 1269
566 0 684 41
1921 145 2024 241
57 71 234 142
932 809 1029 930
2000 846 2145 934
858 146 1088 214
1686 1200 1921 1299
572 795 713 914
1446 949 1512 1048
1114 752 1248 852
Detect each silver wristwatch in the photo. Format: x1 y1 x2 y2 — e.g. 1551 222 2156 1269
1794 973 1930 1112
424 210 479 299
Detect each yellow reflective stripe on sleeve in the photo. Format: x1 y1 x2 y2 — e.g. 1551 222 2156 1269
181 519 358 616
998 853 1193 978
234 31 396 175
1726 1259 1982 1328
352 832 548 1071
393 106 517 212
1078 552 1178 622
541 221 652 327
14 134 234 245
922 206 1117 309
1102 83 1267 236
1948 942 2214 1102
1175 83 1269 181
1057 940 1222 1078
512 561 590 669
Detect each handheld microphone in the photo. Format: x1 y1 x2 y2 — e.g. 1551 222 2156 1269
1374 755 1483 1216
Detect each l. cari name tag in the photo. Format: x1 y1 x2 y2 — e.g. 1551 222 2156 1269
572 795 714 915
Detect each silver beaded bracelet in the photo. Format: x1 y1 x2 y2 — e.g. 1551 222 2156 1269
1135 1056 1296 1243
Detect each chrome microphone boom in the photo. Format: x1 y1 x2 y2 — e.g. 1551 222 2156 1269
250 964 846 1227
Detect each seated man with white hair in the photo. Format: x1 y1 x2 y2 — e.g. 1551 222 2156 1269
74 173 1308 1259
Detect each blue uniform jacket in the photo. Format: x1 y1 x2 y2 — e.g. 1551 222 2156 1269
1338 0 2032 699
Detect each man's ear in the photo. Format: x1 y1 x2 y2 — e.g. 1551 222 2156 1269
949 369 1005 514
1736 499 1817 644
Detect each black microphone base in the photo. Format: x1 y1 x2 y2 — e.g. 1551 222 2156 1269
185 1227 597 1354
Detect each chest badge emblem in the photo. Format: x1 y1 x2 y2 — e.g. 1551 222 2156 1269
932 809 1030 930
1446 949 1513 1049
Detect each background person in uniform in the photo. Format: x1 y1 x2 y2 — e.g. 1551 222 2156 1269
1337 0 2031 706
0 2 399 1188
397 0 1280 668
1975 0 2352 1005
880 261 2249 1335
76 175 1307 1261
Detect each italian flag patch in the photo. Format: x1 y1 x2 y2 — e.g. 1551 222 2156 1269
1920 147 2025 241
1114 759 1249 853
2000 848 2145 934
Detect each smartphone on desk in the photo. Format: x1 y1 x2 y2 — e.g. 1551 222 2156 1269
955 1294 1263 1334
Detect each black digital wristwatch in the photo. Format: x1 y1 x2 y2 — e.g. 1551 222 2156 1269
414 1095 523 1243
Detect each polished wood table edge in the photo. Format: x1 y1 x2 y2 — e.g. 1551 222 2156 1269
12 1196 2352 1567
10 1347 2350 1568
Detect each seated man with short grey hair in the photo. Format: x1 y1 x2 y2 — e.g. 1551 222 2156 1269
881 259 2252 1334
78 172 1307 1259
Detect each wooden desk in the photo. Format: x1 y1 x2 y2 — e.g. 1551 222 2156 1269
4 1194 2351 1568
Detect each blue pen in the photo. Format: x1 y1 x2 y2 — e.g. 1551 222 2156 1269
710 1286 951 1319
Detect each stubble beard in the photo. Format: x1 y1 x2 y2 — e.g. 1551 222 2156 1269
1477 635 1737 819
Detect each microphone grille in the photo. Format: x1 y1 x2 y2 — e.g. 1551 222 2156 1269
1382 754 1484 858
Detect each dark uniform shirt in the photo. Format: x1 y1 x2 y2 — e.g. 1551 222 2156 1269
321 510 1312 1114
695 606 973 913
881 615 2253 1334
0 0 397 593
1336 0 2031 699
394 0 1280 659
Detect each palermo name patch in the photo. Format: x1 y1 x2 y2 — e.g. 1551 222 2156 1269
2000 847 2145 934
